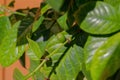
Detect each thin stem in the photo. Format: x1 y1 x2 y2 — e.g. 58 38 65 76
24 59 47 80
24 40 69 80
47 40 68 58
13 12 26 16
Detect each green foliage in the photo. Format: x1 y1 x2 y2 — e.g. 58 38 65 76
91 32 120 80
27 38 43 60
50 45 83 80
0 21 25 66
80 2 120 34
0 16 11 44
1 0 120 80
46 0 64 11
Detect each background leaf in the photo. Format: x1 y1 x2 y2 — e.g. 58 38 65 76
74 2 96 26
46 0 64 11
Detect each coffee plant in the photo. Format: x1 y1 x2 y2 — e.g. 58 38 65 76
0 0 120 80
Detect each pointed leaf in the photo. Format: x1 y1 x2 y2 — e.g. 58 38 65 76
82 36 108 80
84 36 108 71
81 2 120 34
32 16 44 32
57 12 69 30
41 4 51 15
91 32 120 80
0 16 11 44
50 45 83 80
0 21 24 66
27 38 43 60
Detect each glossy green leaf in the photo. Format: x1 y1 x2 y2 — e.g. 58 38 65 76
91 32 120 80
27 38 43 60
50 45 83 80
0 16 11 44
0 21 25 66
46 0 64 11
27 41 46 60
82 36 108 80
80 2 120 34
84 36 108 71
32 16 44 32
104 0 120 9
57 12 69 30
13 68 25 80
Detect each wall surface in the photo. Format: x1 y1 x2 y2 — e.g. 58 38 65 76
0 0 43 9
0 0 43 80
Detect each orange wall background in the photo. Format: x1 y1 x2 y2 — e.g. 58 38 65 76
0 0 43 9
0 0 43 80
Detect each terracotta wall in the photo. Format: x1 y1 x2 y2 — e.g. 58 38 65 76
0 0 43 80
0 55 31 80
0 0 43 9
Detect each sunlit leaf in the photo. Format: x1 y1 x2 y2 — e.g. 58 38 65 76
27 38 43 60
80 2 120 34
104 0 120 9
0 21 25 66
41 4 51 15
32 16 44 32
82 36 108 80
91 32 120 80
57 12 69 30
84 36 108 71
0 16 11 44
